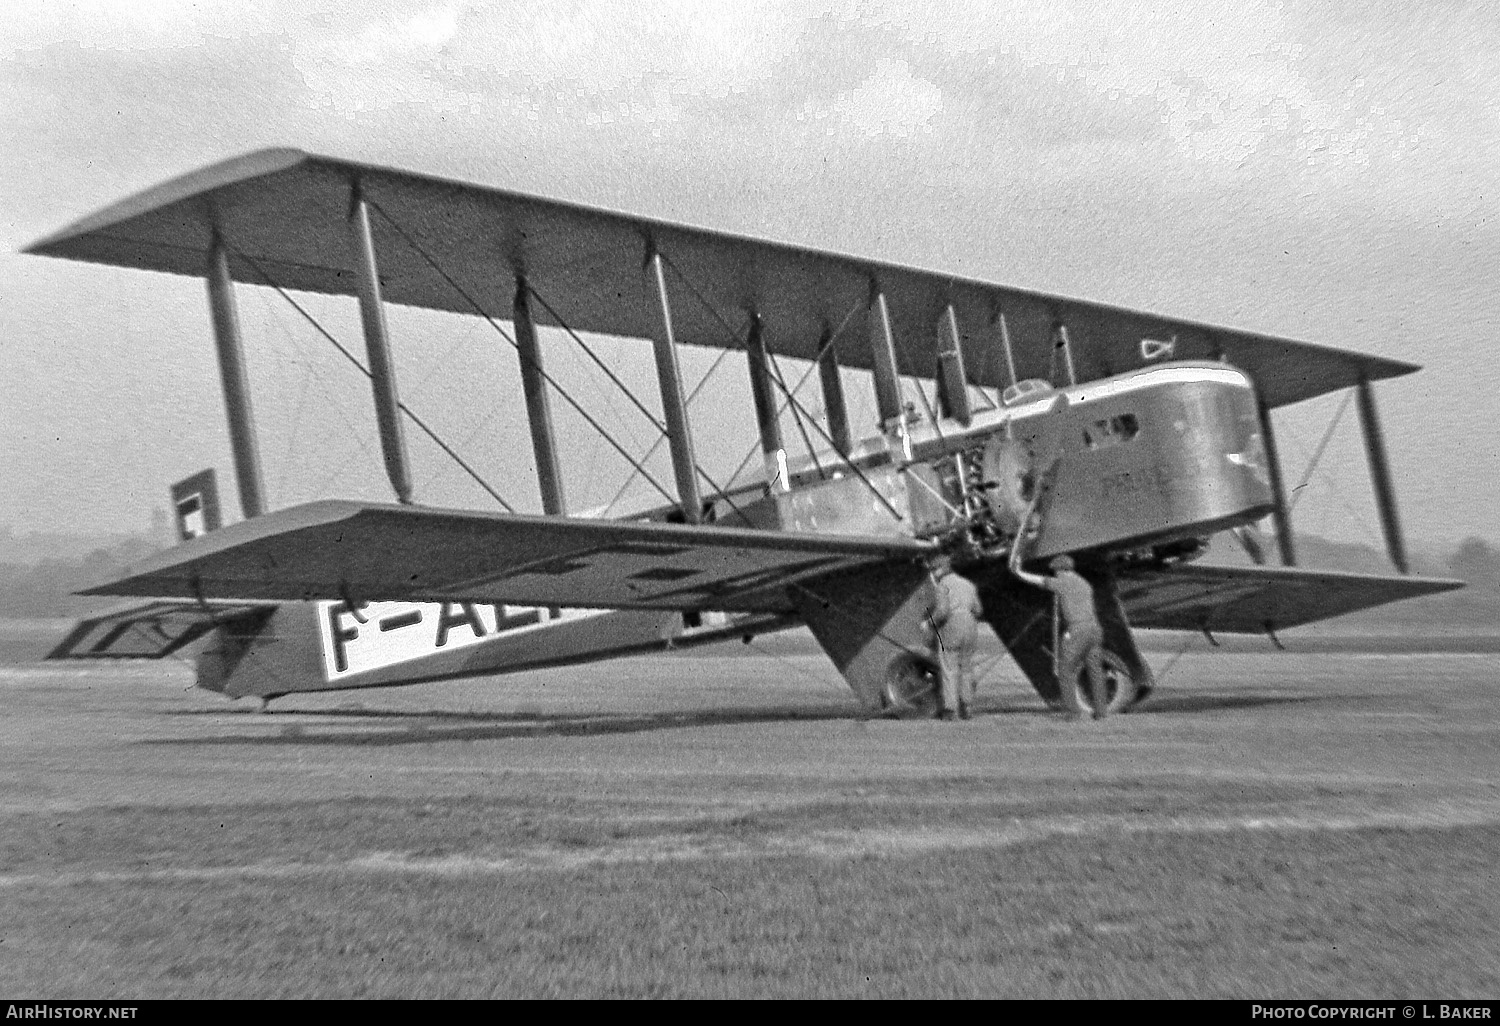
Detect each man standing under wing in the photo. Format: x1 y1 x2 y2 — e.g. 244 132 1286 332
1008 507 1110 720
927 567 984 720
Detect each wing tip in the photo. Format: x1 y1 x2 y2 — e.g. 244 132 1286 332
22 147 314 257
1367 356 1424 379
77 498 370 599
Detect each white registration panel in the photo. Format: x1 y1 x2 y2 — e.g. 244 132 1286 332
317 600 574 681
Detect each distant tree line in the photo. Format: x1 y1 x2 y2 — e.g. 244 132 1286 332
0 536 163 617
1447 537 1500 591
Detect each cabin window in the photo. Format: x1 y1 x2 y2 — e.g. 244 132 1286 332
1083 413 1139 449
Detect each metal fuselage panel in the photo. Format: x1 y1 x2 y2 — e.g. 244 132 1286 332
1026 367 1274 556
194 599 789 699
751 361 1274 559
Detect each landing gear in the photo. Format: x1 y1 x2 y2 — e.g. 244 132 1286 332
879 653 943 719
1056 648 1140 717
978 565 1154 715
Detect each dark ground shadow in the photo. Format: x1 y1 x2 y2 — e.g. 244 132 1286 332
147 692 1101 745
962 689 1341 716
146 702 871 747
1127 692 1340 714
144 689 1347 746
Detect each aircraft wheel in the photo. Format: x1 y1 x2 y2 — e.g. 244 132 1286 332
880 653 942 719
1070 649 1139 716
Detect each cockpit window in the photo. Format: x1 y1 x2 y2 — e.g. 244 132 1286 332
1083 413 1139 449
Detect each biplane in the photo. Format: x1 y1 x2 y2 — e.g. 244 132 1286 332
29 148 1462 716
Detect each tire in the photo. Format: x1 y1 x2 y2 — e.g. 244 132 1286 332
1067 648 1139 716
880 653 943 719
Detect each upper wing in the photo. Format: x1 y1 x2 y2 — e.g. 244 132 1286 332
26 148 1415 409
1116 562 1463 634
81 499 933 613
48 599 273 659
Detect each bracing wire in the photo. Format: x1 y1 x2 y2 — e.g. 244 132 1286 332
1289 389 1354 510
1279 389 1382 548
901 463 964 519
912 375 940 425
770 354 825 480
226 244 519 513
602 344 736 516
531 284 751 521
655 256 903 523
762 362 906 523
522 284 672 440
1152 632 1199 687
521 285 750 521
786 580 937 665
251 288 350 500
721 301 864 492
365 200 756 517
358 203 678 507
722 362 818 493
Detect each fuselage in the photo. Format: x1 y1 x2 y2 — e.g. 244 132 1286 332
197 360 1274 699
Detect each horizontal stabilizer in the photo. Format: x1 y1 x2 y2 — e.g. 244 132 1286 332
81 500 933 613
26 148 1417 409
49 599 274 660
1117 563 1463 633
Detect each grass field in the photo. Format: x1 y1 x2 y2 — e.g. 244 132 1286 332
2 794 1496 998
1 642 1497 997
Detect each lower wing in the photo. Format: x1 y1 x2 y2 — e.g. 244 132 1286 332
1116 563 1463 633
80 499 934 613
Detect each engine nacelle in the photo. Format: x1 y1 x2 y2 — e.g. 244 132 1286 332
981 362 1274 558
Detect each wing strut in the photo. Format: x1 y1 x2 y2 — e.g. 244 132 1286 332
347 182 415 504
513 276 567 516
1051 321 1079 386
644 246 704 523
995 310 1019 389
1356 375 1408 573
1256 394 1297 566
360 200 674 508
771 353 826 480
868 287 907 452
817 322 854 455
646 253 905 527
224 241 517 512
204 230 268 519
744 313 790 495
937 304 973 426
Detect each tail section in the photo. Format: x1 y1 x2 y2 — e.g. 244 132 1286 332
170 469 223 541
56 468 797 701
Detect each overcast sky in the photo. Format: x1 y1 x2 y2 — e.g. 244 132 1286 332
3 0 1497 556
